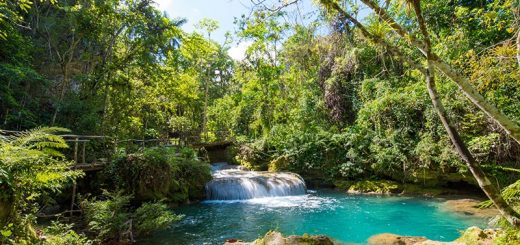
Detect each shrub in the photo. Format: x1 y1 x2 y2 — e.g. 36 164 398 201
81 191 132 242
81 191 182 242
43 221 92 245
108 146 211 203
107 146 211 203
134 202 182 235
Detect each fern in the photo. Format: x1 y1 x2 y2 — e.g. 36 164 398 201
7 127 70 151
0 127 82 242
480 180 520 208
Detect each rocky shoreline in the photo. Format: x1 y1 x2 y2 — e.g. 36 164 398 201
224 231 336 245
223 226 500 245
367 226 499 245
333 180 499 220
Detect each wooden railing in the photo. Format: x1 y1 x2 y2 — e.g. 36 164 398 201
1 129 233 171
60 135 113 171
1 129 234 215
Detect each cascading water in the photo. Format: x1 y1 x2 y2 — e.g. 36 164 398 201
205 163 306 200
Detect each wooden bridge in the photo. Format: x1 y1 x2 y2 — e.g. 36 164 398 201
58 133 234 171
1 129 234 171
1 129 234 215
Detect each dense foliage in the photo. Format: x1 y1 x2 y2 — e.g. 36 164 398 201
0 128 82 243
81 191 181 242
3 1 516 182
107 147 211 203
1 0 520 243
218 0 520 189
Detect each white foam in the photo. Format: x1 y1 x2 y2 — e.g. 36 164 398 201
202 194 338 209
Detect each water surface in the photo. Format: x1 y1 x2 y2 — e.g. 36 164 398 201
138 190 487 245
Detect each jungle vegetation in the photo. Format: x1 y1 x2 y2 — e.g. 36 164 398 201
0 0 519 243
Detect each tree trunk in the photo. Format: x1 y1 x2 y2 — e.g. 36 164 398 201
319 0 520 228
360 0 520 145
413 0 520 228
51 63 68 126
425 61 520 228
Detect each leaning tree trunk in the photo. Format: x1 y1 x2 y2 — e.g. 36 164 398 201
319 0 520 228
425 60 520 228
414 0 520 228
360 0 520 146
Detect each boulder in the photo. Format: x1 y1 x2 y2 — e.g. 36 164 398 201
224 231 336 245
367 233 427 245
453 226 497 245
368 227 499 245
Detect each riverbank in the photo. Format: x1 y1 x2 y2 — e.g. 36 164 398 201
367 226 500 245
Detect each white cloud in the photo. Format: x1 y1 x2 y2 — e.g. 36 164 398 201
228 41 252 61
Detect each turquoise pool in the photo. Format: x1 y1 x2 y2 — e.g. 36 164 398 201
137 189 488 244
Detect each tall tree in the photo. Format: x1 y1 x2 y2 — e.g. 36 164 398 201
319 0 520 227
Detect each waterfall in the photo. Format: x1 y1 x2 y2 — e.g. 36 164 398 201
206 163 306 200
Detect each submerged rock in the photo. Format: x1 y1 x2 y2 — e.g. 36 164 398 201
439 199 498 218
224 231 336 245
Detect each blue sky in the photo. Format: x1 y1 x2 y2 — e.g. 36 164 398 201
155 0 253 44
155 0 319 60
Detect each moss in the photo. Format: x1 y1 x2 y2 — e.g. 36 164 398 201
493 227 520 245
334 180 402 194
453 226 498 245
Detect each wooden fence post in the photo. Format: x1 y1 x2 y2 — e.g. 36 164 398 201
70 137 79 215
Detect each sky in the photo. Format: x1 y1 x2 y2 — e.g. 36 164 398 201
154 0 319 60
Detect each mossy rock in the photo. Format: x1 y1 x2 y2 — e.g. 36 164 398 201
225 145 240 164
367 233 427 245
224 231 336 245
400 184 448 197
335 180 403 194
235 144 269 171
368 227 503 245
453 226 497 245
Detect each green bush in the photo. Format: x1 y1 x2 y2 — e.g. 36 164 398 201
106 147 212 203
134 202 182 235
81 191 132 242
81 191 182 242
43 221 92 245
